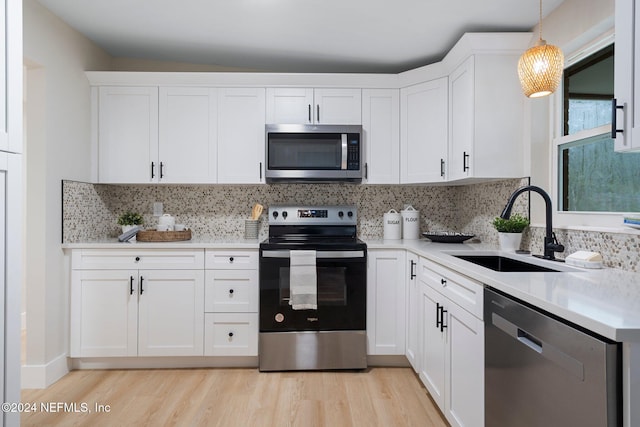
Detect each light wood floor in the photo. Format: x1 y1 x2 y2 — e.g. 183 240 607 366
21 367 448 427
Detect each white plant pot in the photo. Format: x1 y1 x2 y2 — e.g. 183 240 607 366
121 225 138 241
498 232 522 252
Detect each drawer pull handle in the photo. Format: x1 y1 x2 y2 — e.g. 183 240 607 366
229 257 234 263
229 289 234 295
228 332 234 338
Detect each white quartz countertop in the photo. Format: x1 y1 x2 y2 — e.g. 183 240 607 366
367 239 640 342
63 237 640 342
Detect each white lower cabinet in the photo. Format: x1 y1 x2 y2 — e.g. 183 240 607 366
70 249 205 358
367 249 406 355
204 249 259 356
419 256 484 427
405 251 420 371
70 268 205 357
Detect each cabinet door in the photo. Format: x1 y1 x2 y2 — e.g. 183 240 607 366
159 87 218 183
445 299 484 427
70 270 138 357
400 78 448 183
217 88 266 183
419 283 446 410
137 270 204 356
98 86 159 183
405 252 420 372
314 88 362 124
265 88 314 124
362 89 400 184
0 0 21 154
367 250 406 355
448 57 474 181
614 0 639 152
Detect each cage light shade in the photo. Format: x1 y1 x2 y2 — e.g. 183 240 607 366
517 40 564 98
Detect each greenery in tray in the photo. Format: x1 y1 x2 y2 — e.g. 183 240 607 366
492 213 530 233
117 211 144 226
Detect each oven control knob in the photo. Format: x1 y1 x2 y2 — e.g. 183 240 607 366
347 211 353 218
338 211 344 218
275 313 285 323
272 211 279 219
282 211 288 219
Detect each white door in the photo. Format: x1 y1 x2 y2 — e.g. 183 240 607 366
362 89 400 184
419 284 446 410
159 87 218 183
445 300 484 427
217 88 266 183
405 252 420 372
448 57 474 180
367 250 406 355
0 0 21 154
138 270 204 356
314 89 362 124
70 270 138 357
98 86 159 183
0 157 5 407
265 88 314 124
400 78 448 183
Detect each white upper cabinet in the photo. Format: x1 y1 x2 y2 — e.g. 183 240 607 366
448 55 525 181
0 0 22 154
400 78 448 183
98 86 159 183
362 89 400 184
158 87 218 183
614 0 640 152
266 88 361 124
217 88 266 184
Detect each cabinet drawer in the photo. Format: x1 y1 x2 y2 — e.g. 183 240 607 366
419 257 483 319
205 249 258 269
204 313 258 356
72 249 204 270
205 270 258 313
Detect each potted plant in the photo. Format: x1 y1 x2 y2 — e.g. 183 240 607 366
492 213 530 252
117 211 143 233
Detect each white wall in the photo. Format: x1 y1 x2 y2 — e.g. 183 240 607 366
22 0 112 387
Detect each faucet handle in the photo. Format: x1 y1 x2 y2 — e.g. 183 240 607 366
549 232 565 253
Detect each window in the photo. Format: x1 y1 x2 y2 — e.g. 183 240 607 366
557 44 640 213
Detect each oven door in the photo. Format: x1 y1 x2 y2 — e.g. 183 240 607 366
259 248 366 332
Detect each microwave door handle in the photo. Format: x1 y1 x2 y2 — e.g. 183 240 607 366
341 134 348 170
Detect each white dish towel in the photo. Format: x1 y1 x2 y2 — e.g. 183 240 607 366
289 250 317 310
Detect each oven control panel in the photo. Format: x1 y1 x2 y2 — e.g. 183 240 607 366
268 205 357 225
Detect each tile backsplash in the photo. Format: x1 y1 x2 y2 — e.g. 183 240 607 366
62 179 639 272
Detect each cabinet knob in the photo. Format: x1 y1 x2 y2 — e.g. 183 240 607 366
229 257 234 263
441 278 447 287
135 256 140 262
229 289 234 295
228 332 234 338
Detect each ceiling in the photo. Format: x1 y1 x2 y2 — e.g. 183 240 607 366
36 0 566 73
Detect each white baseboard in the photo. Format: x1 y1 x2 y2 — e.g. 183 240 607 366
70 356 259 370
21 353 70 389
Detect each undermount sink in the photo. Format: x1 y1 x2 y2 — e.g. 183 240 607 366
453 254 567 273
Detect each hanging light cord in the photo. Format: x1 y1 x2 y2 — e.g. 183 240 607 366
538 0 543 42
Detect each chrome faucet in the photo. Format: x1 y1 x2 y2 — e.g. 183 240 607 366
500 185 565 260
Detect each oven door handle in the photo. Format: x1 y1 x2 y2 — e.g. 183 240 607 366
261 250 365 259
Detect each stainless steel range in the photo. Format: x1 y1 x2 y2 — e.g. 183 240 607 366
259 205 367 371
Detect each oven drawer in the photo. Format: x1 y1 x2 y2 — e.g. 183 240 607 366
205 249 258 270
205 270 258 313
204 313 258 356
72 249 205 270
419 257 483 319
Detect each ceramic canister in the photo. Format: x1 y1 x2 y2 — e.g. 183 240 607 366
383 209 402 240
158 213 175 231
400 205 420 239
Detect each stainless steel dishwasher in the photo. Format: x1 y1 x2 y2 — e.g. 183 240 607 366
485 288 621 427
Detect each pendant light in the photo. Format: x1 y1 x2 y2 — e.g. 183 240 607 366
517 0 564 98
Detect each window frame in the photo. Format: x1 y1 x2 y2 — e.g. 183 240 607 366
550 32 640 231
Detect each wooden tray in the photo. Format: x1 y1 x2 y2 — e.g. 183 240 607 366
136 229 192 242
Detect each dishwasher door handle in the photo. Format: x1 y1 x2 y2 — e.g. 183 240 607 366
491 312 585 380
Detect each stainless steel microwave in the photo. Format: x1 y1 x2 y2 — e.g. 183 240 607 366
265 124 362 183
